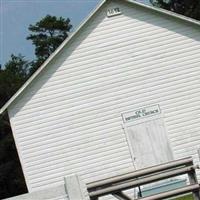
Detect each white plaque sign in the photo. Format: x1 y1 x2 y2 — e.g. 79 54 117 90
107 8 121 17
122 105 161 123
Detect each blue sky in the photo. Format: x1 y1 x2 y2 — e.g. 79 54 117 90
0 0 148 66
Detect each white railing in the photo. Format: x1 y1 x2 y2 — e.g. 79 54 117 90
88 157 200 200
5 157 200 200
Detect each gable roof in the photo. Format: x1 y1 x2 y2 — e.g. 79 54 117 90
1 0 200 115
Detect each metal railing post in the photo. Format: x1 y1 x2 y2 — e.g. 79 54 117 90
188 167 200 200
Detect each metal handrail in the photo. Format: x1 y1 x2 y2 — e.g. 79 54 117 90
89 166 195 197
87 157 193 189
87 157 200 200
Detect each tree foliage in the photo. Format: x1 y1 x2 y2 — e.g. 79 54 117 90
0 15 72 199
0 54 30 198
0 54 30 107
150 0 200 20
0 113 27 198
27 15 72 73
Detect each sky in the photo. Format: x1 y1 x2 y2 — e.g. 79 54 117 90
0 0 149 66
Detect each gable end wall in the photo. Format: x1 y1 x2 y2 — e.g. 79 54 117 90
8 0 200 193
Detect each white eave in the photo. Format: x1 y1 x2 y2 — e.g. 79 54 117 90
1 0 200 115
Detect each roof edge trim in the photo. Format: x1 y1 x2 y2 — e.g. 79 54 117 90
0 0 107 115
125 0 200 26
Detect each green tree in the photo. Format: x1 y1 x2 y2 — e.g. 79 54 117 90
0 54 30 108
27 15 72 73
0 15 73 199
0 113 27 199
0 54 30 199
150 0 200 20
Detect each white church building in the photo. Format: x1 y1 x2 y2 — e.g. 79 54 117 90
1 0 200 197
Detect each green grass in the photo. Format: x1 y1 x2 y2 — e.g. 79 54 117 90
174 195 193 200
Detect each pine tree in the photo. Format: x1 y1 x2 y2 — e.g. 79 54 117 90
27 15 72 73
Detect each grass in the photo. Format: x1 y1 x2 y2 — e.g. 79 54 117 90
174 195 193 200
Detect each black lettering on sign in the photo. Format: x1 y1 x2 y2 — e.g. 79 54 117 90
107 8 121 17
122 105 161 123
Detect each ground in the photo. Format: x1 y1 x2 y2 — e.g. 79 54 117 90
175 195 193 200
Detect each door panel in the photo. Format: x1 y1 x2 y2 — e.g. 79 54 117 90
126 118 173 169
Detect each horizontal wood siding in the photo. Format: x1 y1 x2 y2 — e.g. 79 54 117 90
8 0 200 194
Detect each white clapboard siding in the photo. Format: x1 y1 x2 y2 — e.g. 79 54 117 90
6 184 69 200
6 174 89 200
8 0 200 194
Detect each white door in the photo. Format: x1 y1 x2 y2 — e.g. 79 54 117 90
125 118 173 169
